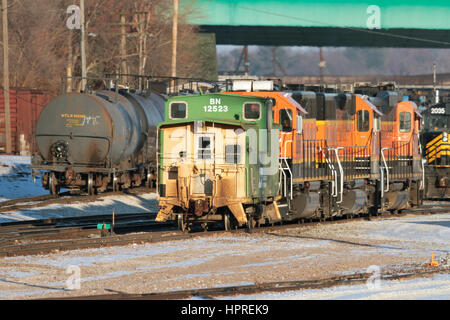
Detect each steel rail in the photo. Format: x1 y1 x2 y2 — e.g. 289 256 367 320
0 203 449 258
58 265 450 300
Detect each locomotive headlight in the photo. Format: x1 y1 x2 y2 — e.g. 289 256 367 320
443 132 448 142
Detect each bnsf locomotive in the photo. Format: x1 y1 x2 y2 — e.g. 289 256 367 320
31 90 165 195
155 86 424 230
420 102 450 198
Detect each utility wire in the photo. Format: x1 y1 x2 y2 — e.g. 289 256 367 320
205 0 450 47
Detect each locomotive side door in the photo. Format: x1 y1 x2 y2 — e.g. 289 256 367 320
279 107 295 159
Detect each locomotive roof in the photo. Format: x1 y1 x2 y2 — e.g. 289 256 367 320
167 92 270 102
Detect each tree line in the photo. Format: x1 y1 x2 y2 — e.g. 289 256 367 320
0 0 216 96
218 46 450 77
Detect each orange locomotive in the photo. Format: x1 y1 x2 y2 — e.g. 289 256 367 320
230 89 423 220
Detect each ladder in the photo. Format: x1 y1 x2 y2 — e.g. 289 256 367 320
279 158 293 202
325 147 344 204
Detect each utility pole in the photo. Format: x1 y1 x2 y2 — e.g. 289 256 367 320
171 0 178 83
235 46 249 76
66 31 73 93
244 46 249 76
319 47 326 88
2 0 11 154
272 47 276 76
80 0 87 92
272 47 286 77
120 13 127 82
433 63 439 104
137 11 149 90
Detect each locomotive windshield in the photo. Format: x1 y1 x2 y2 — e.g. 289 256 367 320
244 102 261 120
424 114 449 131
170 102 187 119
423 104 449 131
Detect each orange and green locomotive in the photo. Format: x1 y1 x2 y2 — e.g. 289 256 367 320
156 88 424 230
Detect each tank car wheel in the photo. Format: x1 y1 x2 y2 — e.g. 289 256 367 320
49 173 60 196
87 173 95 195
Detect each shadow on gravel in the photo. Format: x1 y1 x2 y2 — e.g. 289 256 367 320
263 232 404 250
407 220 450 229
0 194 159 223
0 278 68 292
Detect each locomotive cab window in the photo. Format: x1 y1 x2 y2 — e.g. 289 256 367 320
225 144 241 164
170 102 187 119
279 109 293 132
357 110 370 132
243 103 261 120
399 112 411 132
197 136 212 160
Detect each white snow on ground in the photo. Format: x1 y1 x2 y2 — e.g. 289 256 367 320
212 273 450 300
0 212 448 299
0 235 333 299
0 155 159 223
0 192 159 223
0 156 449 299
347 214 450 253
2 235 328 269
0 156 48 202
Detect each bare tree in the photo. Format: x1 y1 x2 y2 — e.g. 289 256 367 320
1 0 212 96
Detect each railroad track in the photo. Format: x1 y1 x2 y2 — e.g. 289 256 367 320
0 187 156 213
0 202 449 258
59 264 450 300
0 211 177 257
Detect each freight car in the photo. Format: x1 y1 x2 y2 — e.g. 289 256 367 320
31 90 165 195
420 102 450 198
0 88 50 155
155 86 424 230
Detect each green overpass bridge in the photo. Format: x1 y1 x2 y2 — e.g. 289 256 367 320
189 0 450 47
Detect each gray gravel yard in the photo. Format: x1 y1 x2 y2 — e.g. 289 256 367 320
0 213 448 299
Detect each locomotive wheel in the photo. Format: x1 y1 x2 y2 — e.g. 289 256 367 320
145 169 152 188
87 173 95 195
177 214 187 232
246 214 257 230
224 213 237 231
112 174 119 192
224 213 232 231
49 173 60 196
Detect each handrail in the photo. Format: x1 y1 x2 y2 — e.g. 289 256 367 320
420 159 426 191
321 147 336 197
381 147 390 193
283 158 293 200
278 162 287 198
328 147 344 204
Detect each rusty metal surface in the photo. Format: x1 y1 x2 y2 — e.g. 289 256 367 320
34 91 165 168
0 88 49 155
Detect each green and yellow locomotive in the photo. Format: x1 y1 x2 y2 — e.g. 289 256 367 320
156 88 424 231
421 102 450 198
155 93 280 230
